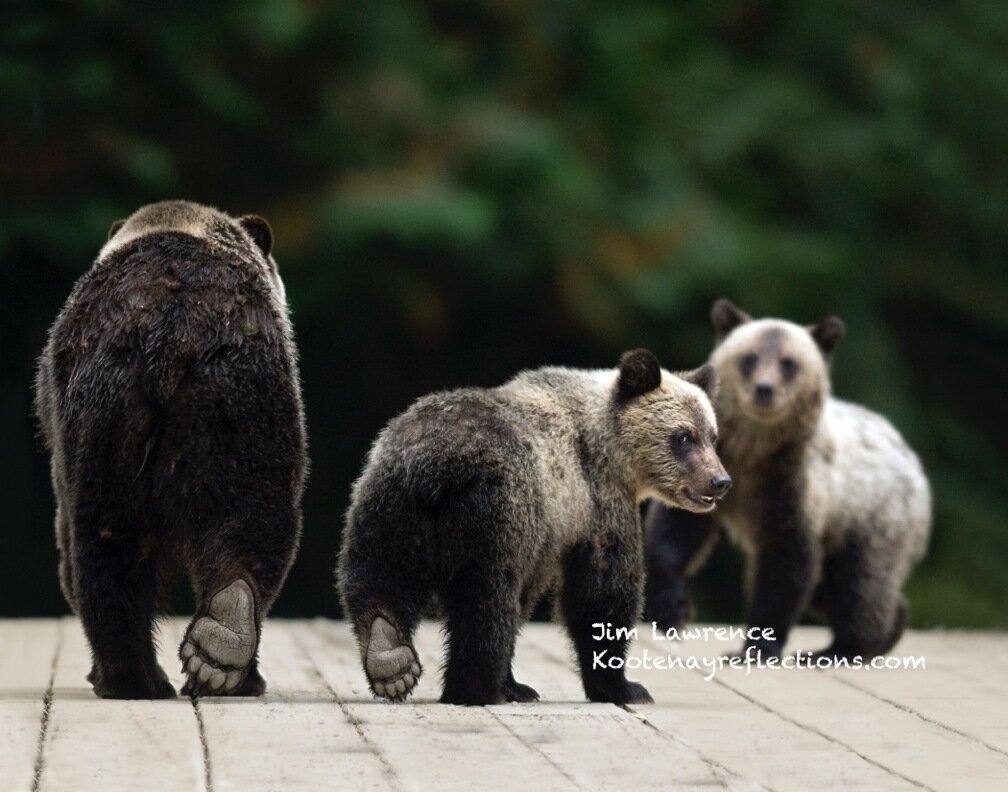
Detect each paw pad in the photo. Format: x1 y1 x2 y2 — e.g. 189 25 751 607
180 579 258 697
365 616 421 701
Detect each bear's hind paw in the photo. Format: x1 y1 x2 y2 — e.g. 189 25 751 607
365 616 422 701
180 579 259 697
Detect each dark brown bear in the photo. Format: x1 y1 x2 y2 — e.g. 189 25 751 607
34 201 307 699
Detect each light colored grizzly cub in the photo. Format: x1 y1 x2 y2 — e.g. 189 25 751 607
646 300 930 660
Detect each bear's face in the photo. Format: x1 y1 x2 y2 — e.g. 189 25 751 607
708 299 845 425
614 350 731 512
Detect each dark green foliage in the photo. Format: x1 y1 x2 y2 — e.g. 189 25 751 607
2 0 1005 624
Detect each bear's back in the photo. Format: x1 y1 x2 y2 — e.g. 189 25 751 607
44 231 285 408
812 398 931 556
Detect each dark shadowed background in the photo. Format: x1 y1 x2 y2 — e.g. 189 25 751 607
2 1 1006 625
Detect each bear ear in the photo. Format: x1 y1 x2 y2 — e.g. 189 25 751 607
107 219 126 240
711 298 751 341
679 364 718 400
616 349 662 402
239 214 273 256
808 316 845 357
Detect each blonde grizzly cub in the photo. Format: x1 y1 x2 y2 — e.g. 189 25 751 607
645 300 930 661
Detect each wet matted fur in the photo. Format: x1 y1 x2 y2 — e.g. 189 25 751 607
35 201 307 698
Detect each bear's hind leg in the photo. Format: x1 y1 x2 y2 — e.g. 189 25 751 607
165 349 304 698
181 507 301 699
813 540 908 661
340 531 429 702
181 493 301 698
181 577 262 697
361 615 423 701
440 567 520 705
74 503 175 699
55 501 77 614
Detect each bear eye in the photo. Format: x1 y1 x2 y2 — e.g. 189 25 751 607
671 430 694 451
780 357 798 379
739 354 758 377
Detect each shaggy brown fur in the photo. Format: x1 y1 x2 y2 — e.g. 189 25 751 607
339 350 730 705
35 201 307 699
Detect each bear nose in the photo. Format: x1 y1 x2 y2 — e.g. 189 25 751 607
709 474 732 496
754 383 774 403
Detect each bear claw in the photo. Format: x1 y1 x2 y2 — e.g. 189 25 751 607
180 579 258 697
365 616 422 701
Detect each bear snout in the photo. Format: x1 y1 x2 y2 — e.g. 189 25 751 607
754 383 775 404
708 474 732 498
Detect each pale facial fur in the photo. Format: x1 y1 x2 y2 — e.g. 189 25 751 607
712 319 829 429
621 373 727 512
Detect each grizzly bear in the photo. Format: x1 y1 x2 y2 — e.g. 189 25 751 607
35 201 307 698
646 300 930 660
338 350 730 705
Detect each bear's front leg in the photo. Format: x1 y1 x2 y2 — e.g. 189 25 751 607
743 523 821 659
560 537 652 706
644 503 719 631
